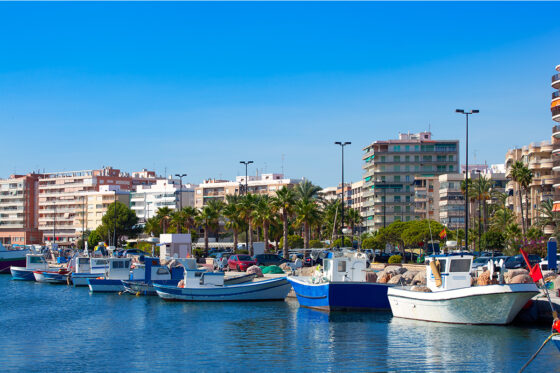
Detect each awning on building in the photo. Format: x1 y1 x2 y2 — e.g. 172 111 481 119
553 203 560 212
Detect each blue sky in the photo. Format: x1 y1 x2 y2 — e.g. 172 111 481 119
1 2 559 187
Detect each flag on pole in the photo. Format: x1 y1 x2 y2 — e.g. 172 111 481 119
439 229 447 240
520 248 543 282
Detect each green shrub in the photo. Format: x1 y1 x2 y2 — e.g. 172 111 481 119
309 239 324 248
235 249 249 255
192 248 205 258
279 235 304 249
388 254 402 264
331 237 352 248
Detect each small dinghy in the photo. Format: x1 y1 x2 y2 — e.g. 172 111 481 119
33 268 70 284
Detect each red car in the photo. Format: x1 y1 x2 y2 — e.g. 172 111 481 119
228 254 257 272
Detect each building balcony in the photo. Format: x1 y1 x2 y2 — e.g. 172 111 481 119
553 106 560 123
553 73 560 90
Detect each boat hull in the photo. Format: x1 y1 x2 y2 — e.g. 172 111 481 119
123 280 180 296
155 277 291 302
553 335 560 352
10 267 36 281
288 277 391 311
388 284 539 325
71 273 104 287
34 271 68 284
88 279 125 293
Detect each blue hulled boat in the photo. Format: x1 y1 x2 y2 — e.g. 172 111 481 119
287 255 391 311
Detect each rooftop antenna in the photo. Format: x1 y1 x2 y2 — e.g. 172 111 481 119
281 154 285 175
164 166 167 179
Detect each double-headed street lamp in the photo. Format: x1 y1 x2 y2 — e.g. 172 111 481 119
334 142 351 248
240 161 253 251
175 173 188 211
239 161 254 195
456 109 479 251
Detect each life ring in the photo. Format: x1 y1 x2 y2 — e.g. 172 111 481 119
430 259 442 287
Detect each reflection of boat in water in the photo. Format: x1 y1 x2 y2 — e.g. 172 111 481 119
288 255 390 311
388 253 538 325
155 259 291 302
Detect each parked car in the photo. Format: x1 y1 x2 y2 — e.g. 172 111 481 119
503 254 541 269
373 251 391 263
253 254 288 267
228 254 257 272
471 257 491 269
213 252 232 270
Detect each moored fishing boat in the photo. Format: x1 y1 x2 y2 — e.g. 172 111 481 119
122 256 184 295
387 253 539 325
287 254 391 311
70 257 110 286
33 268 70 284
10 254 53 281
88 258 132 292
154 259 291 302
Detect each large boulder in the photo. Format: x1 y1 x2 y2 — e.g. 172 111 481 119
412 271 426 285
402 271 418 285
246 265 263 278
504 269 529 284
365 271 378 283
384 266 407 276
388 274 404 285
511 274 533 284
279 263 291 272
377 272 392 284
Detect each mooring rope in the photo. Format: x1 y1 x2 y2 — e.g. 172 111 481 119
518 332 560 372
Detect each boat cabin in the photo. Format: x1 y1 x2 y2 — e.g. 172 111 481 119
25 254 49 270
104 258 132 280
426 253 473 292
178 258 217 287
129 257 181 282
323 256 367 282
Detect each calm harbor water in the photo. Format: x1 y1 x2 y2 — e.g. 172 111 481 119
0 275 558 372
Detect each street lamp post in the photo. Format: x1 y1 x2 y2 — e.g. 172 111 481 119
335 142 351 247
113 192 117 248
476 169 482 253
456 109 479 251
240 161 253 251
174 173 188 211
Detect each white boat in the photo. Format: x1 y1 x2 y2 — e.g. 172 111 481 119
87 258 132 292
0 243 31 273
71 257 110 286
154 258 291 302
387 253 539 325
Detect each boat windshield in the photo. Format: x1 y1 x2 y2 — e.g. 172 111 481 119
29 256 45 264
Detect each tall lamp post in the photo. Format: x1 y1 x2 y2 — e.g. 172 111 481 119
335 142 351 247
240 161 253 251
475 169 482 253
456 109 479 251
174 173 188 211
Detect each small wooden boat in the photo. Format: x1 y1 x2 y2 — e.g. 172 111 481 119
154 259 290 302
33 268 70 284
387 253 539 325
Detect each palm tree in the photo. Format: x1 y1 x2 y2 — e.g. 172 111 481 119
194 202 222 255
472 175 493 234
294 197 321 250
206 199 225 241
321 199 341 242
273 186 297 259
490 207 515 233
223 195 244 252
345 207 362 240
155 207 173 234
237 194 258 256
510 161 532 234
181 206 199 233
251 195 276 252
144 216 162 236
295 180 322 201
538 199 559 235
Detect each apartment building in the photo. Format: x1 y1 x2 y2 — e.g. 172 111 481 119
194 173 301 208
505 140 555 230
438 173 465 231
130 178 196 222
362 131 459 232
413 176 440 221
73 185 131 238
551 64 560 216
0 173 44 245
318 186 337 202
38 166 158 246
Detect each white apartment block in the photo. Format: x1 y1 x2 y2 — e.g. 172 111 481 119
195 173 302 208
131 178 196 222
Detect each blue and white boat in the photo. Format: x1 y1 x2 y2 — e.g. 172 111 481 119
122 257 184 295
70 257 110 287
88 258 132 293
287 254 391 311
154 259 291 302
10 254 53 281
